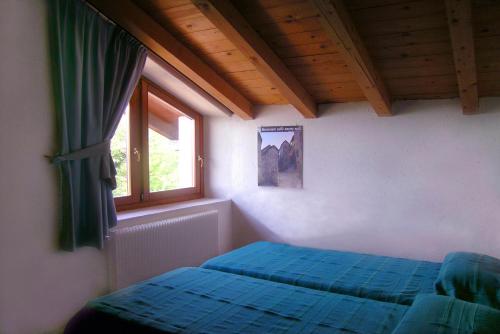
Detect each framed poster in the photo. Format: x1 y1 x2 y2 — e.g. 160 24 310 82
258 126 303 188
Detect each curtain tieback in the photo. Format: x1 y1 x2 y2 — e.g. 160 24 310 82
46 140 117 189
47 140 111 164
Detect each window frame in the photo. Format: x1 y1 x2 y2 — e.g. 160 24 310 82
114 78 204 211
113 86 142 208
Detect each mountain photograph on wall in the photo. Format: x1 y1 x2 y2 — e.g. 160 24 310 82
258 126 303 188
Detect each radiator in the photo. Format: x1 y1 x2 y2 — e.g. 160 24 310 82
108 210 219 290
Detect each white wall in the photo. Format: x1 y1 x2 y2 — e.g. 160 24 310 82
205 100 500 262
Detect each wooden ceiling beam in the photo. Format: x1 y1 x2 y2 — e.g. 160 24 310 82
312 0 392 116
87 0 254 120
192 0 317 118
444 0 478 115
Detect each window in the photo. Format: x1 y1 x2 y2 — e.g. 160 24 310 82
111 78 204 210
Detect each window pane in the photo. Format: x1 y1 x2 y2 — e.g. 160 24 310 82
148 92 195 192
111 106 130 197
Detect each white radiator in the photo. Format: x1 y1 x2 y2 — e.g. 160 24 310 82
108 210 219 290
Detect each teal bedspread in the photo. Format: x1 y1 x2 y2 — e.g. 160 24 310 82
392 294 500 334
88 267 407 334
202 241 441 305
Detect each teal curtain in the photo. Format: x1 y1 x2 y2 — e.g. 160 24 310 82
48 0 147 250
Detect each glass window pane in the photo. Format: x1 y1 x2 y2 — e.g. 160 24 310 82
148 92 195 192
111 106 130 197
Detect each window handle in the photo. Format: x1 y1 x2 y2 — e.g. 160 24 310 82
133 147 141 162
198 155 204 168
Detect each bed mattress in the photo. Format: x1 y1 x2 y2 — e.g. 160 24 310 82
202 241 442 305
70 267 408 334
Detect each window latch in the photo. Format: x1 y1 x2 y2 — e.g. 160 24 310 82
198 155 204 168
133 147 141 162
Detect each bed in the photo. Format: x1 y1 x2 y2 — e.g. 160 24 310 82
65 267 408 334
66 247 500 333
202 241 442 305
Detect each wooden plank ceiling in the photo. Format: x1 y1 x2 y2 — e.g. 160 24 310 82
122 0 500 117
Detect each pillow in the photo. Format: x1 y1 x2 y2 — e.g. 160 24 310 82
435 252 500 309
392 294 500 334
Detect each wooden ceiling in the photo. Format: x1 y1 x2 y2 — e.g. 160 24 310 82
89 0 500 118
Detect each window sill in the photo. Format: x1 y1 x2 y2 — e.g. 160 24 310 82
115 198 230 229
